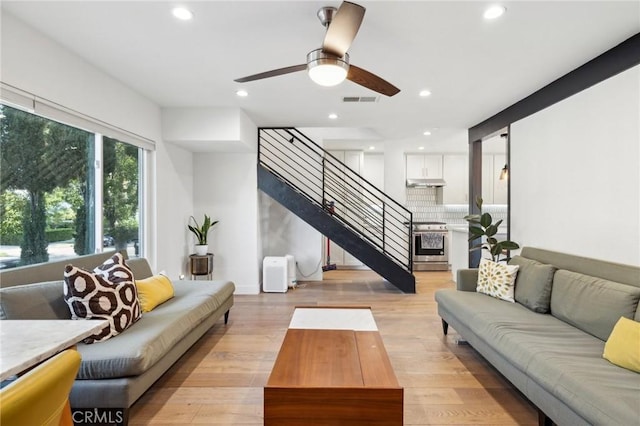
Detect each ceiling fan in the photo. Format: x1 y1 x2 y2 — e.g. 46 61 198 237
234 1 400 97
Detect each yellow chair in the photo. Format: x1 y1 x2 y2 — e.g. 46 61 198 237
0 349 81 426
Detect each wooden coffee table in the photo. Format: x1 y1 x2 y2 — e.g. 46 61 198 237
264 307 403 425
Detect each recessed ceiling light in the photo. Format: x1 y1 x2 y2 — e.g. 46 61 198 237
419 90 431 97
418 146 425 150
423 131 432 136
484 5 506 20
369 146 375 150
172 7 193 21
236 89 248 97
328 113 338 120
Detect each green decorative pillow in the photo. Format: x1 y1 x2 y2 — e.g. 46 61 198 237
509 256 557 313
476 258 520 302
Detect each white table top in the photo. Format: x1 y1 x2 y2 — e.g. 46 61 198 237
0 319 107 381
289 308 378 331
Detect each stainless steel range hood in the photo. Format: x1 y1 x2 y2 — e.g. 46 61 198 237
406 178 447 187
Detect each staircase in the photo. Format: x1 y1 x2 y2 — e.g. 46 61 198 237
258 128 415 293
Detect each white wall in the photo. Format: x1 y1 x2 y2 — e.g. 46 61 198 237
0 12 193 277
194 153 261 294
154 142 194 277
260 193 323 281
510 65 640 265
162 107 257 152
258 128 324 280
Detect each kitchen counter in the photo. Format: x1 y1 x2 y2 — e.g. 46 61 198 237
448 225 468 232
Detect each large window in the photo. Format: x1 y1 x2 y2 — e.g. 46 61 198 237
0 104 142 269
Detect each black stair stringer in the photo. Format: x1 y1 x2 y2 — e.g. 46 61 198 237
258 164 416 293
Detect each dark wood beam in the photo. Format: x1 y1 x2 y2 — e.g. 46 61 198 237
469 33 640 142
468 138 482 268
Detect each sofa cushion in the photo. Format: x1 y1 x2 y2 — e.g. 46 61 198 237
435 288 640 425
526 334 640 426
135 274 175 312
509 256 557 313
76 280 234 379
0 281 70 320
63 253 141 344
550 270 640 341
476 258 519 302
603 317 640 373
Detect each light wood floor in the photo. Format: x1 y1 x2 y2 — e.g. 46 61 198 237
129 270 538 425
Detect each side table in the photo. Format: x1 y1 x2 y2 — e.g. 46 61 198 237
189 253 213 280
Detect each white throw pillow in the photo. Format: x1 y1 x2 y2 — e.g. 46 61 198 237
476 258 520 302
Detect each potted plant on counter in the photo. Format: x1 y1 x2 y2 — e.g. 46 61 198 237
464 197 519 263
188 214 219 256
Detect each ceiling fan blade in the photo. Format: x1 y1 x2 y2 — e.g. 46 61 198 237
347 65 400 97
234 64 307 83
322 1 365 57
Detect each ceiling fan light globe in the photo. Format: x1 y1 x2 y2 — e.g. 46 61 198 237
308 63 348 86
307 49 349 87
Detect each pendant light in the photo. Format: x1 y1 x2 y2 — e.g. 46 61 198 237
499 164 509 180
499 133 509 180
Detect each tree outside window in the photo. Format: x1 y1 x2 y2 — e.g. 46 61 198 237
0 104 141 268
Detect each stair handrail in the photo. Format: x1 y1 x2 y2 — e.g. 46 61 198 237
258 127 413 272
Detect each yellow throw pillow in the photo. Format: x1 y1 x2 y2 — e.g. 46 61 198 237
135 275 175 312
603 317 640 373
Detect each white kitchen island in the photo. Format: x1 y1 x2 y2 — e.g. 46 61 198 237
449 225 469 282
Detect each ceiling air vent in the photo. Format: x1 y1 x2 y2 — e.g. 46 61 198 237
342 96 379 103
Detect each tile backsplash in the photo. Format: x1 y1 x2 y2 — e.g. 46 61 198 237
405 187 507 225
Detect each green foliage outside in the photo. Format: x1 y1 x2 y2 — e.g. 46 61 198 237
2 228 75 246
0 105 140 266
0 190 26 238
104 138 139 248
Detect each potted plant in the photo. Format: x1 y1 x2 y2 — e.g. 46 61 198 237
188 214 219 256
464 197 519 263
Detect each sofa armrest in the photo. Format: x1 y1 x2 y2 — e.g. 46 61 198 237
456 269 479 292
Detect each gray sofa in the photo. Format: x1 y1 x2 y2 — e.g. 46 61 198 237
0 252 235 425
435 247 640 426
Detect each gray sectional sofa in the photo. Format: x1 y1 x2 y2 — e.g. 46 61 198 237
0 251 235 425
435 247 640 426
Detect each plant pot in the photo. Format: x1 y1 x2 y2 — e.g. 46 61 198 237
195 245 208 256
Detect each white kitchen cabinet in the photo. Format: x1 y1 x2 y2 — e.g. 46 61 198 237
324 150 364 268
406 154 443 179
362 153 384 191
442 154 468 204
493 154 508 204
482 154 495 204
482 154 508 204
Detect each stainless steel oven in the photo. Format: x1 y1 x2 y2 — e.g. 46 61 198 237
412 222 449 271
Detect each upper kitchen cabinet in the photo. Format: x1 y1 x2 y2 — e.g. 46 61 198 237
482 154 508 204
442 154 468 204
325 150 364 267
363 153 384 191
493 154 508 204
406 154 443 179
482 154 495 204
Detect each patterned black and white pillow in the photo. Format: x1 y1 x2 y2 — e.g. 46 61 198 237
63 253 141 343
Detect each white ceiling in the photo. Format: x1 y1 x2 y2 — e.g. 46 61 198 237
2 1 639 146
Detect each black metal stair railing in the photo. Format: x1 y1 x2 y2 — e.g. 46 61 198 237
258 127 413 273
